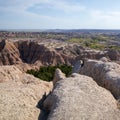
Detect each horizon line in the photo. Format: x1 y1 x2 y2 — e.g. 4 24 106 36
1 28 120 32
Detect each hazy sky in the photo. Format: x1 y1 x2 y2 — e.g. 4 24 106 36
0 0 120 29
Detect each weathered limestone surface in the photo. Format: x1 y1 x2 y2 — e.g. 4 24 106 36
53 68 66 86
44 72 120 120
0 65 53 120
80 59 120 98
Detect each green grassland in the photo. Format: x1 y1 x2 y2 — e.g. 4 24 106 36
67 37 107 50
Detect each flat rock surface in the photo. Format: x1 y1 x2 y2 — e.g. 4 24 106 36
48 74 120 120
0 65 52 120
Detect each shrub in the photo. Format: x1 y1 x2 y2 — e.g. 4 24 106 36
26 65 72 82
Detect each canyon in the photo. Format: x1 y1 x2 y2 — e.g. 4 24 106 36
0 30 120 120
0 39 120 70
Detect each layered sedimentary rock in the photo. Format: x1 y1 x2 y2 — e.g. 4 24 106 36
0 39 120 68
0 40 21 65
80 59 120 98
43 70 120 120
0 65 52 120
17 40 66 65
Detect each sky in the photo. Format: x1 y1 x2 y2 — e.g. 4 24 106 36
0 0 120 29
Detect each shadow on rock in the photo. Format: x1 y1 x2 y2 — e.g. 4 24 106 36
36 92 51 120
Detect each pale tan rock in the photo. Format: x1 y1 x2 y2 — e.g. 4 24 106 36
0 65 53 120
53 68 66 86
0 40 22 65
80 59 120 98
100 57 109 62
42 69 66 113
0 65 22 83
47 73 120 120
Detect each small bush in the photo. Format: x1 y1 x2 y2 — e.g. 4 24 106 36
26 65 72 82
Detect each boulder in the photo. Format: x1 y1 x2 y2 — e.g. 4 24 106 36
80 59 120 98
46 73 120 120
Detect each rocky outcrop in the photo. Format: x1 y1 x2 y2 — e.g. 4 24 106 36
43 71 120 120
1 62 120 120
0 40 22 65
16 41 120 66
0 65 22 83
39 68 66 115
72 60 84 73
100 56 110 62
53 68 66 86
107 49 120 60
0 40 120 68
0 65 53 120
80 59 120 98
17 40 66 65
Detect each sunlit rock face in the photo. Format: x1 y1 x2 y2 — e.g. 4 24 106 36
43 70 120 120
0 65 53 120
0 40 22 65
80 59 120 98
0 39 119 71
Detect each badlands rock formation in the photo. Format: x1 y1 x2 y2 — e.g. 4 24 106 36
0 65 52 120
43 70 120 120
0 39 120 68
107 49 120 61
80 59 120 98
0 40 22 65
0 40 76 66
17 40 68 65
